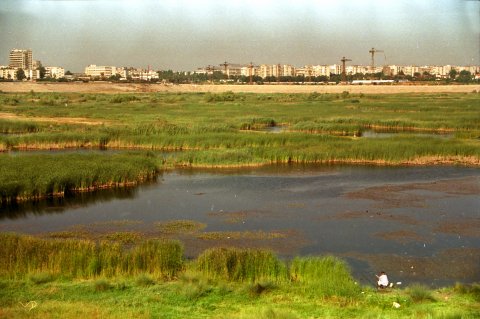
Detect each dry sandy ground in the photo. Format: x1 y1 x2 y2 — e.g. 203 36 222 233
1 82 479 94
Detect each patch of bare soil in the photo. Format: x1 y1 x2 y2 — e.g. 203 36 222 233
346 247 480 281
0 112 107 126
434 218 480 237
1 82 479 94
373 230 432 243
344 177 480 209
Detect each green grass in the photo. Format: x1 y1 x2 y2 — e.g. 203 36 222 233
0 234 479 318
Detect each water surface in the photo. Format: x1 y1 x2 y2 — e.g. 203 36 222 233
1 164 478 287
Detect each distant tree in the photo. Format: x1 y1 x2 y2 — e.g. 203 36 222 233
38 66 46 79
449 69 457 80
108 74 121 81
16 68 26 81
329 74 341 83
65 70 73 75
315 75 329 82
457 70 472 83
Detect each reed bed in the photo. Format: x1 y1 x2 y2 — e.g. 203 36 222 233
290 256 361 297
0 92 478 167
196 247 288 282
0 153 157 203
0 233 184 279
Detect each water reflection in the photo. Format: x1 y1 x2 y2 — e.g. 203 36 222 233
0 187 139 220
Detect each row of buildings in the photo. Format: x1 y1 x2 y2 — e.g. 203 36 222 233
2 48 479 81
0 49 65 80
84 65 159 81
195 63 480 79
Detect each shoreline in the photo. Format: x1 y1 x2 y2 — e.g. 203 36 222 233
1 82 479 94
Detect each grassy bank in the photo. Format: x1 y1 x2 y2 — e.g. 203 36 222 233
0 233 478 318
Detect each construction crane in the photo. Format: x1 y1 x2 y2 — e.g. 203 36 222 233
369 47 384 73
220 61 229 80
340 57 352 82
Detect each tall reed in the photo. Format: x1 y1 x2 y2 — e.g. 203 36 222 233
0 233 184 279
0 153 157 203
196 247 287 282
289 256 360 297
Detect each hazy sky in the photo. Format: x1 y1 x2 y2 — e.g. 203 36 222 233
1 0 479 72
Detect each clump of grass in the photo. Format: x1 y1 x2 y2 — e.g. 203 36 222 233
110 95 139 103
181 280 214 301
204 91 245 102
94 279 112 292
0 119 40 134
240 117 276 130
126 240 185 279
454 282 480 301
29 272 55 285
407 283 436 303
155 220 206 235
259 308 299 319
197 230 286 240
289 256 360 297
248 281 277 296
102 232 141 244
196 247 287 282
135 274 156 287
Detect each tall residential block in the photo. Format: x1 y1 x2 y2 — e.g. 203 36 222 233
9 49 33 70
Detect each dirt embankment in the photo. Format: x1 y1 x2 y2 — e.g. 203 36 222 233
1 82 479 94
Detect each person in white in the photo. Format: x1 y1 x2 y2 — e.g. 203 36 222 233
376 271 389 288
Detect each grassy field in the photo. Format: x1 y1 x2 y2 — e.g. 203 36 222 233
0 233 479 319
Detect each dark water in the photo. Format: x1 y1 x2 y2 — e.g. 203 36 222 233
1 164 479 287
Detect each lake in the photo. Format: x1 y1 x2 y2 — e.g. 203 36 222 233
1 164 479 287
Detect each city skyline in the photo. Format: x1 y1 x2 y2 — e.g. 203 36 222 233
1 0 479 72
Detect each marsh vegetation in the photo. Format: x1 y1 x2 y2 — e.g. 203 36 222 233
0 91 478 201
0 91 479 317
0 233 478 318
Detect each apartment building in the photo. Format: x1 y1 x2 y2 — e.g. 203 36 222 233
218 64 243 78
0 67 17 79
45 66 65 79
84 65 117 78
9 49 33 70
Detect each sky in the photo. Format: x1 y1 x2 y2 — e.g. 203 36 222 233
0 0 479 72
